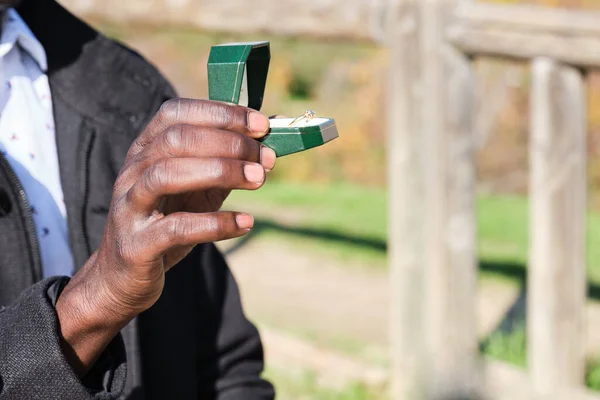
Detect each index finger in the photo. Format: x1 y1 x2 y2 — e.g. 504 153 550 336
127 98 270 159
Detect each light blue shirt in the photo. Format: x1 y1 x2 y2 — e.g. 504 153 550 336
0 9 74 278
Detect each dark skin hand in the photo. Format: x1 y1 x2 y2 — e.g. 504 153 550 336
55 99 276 375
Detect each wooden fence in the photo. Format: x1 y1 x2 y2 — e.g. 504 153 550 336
61 0 600 398
386 1 596 398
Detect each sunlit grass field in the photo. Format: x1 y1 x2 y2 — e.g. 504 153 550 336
227 179 600 285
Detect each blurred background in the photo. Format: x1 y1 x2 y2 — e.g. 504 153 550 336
59 0 600 398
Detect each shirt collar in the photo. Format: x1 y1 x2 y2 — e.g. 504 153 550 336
0 8 47 71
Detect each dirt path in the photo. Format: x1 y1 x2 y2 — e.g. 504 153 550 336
220 238 521 359
216 231 600 400
260 326 388 390
221 235 600 364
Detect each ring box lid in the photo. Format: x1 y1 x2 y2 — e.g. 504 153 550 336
207 41 270 111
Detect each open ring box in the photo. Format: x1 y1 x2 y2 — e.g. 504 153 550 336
207 41 339 157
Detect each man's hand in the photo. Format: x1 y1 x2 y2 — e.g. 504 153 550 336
55 99 275 375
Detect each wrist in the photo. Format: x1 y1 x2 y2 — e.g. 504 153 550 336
55 254 132 375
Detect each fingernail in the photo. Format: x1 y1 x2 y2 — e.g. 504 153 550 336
261 147 277 172
248 111 270 134
235 213 254 230
244 163 265 184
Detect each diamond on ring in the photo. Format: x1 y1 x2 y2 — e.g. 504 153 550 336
288 109 317 127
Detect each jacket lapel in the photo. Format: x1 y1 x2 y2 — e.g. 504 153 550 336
51 96 96 268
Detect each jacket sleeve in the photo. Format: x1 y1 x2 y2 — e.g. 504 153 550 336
198 244 275 400
0 276 127 400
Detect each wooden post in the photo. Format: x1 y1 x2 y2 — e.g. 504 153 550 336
387 0 479 397
528 58 587 396
387 1 427 397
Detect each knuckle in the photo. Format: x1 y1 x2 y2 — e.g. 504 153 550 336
229 134 247 158
222 105 238 130
162 125 186 155
144 159 170 193
166 217 189 242
207 102 238 129
191 128 207 150
113 173 130 194
206 158 227 182
205 214 227 240
127 136 150 159
132 149 153 168
158 98 183 123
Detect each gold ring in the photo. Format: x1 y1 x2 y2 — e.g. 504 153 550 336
288 109 316 127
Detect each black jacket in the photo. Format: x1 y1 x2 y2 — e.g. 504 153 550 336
0 1 275 399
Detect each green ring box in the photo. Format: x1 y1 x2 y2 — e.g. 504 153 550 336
207 41 339 157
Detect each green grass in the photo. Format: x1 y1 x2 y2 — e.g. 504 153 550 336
263 367 386 400
482 324 600 392
483 324 527 368
226 179 600 284
588 358 600 391
477 195 529 264
228 177 387 241
224 180 388 267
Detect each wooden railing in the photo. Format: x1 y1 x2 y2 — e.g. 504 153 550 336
61 0 600 398
385 1 597 398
